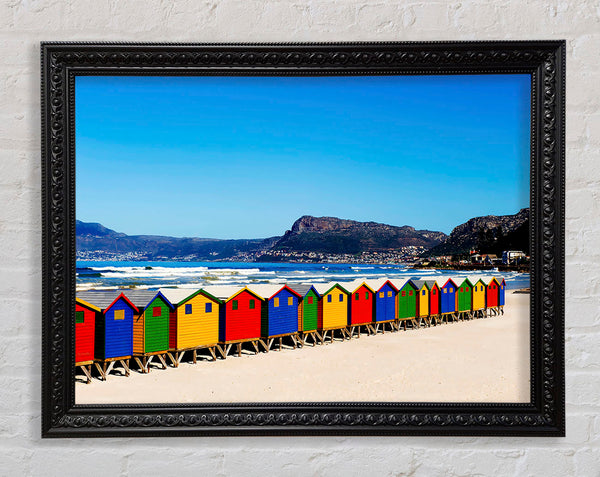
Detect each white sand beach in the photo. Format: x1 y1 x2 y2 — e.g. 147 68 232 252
76 291 530 404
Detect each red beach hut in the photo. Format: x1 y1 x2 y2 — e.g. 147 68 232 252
75 298 99 383
484 277 501 315
347 280 376 337
425 280 441 324
204 286 265 357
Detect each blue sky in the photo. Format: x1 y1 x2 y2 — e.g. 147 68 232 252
76 74 530 238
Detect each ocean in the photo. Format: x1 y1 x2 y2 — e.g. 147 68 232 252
76 261 530 291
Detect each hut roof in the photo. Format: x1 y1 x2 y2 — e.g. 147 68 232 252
467 275 487 286
288 284 320 298
366 278 399 293
202 285 264 302
118 289 175 310
454 276 474 287
250 284 302 300
75 297 101 312
343 279 376 293
159 287 223 306
410 279 431 290
483 276 502 286
389 278 415 291
435 277 459 289
77 290 135 310
314 282 351 296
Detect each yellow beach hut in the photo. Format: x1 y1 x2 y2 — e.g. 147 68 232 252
467 276 487 317
314 282 350 343
410 279 431 327
160 288 223 364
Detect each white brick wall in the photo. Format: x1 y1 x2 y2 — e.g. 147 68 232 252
0 0 597 475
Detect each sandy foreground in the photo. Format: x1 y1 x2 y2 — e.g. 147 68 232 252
76 291 530 404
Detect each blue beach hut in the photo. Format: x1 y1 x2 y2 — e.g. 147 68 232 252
436 278 458 317
368 278 398 330
252 284 301 350
76 290 139 380
499 278 506 308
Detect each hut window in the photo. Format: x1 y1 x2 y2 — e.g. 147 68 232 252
432 289 437 295
274 297 279 307
327 295 332 303
449 288 453 293
185 304 192 314
249 299 255 309
379 292 384 298
339 294 344 302
387 291 392 297
460 287 463 293
114 309 124 320
75 311 84 324
409 291 413 296
205 303 212 313
232 300 238 310
365 291 369 299
401 291 406 297
466 287 469 292
355 293 359 301
308 296 313 304
422 290 426 296
443 289 447 294
152 306 161 317
288 297 293 306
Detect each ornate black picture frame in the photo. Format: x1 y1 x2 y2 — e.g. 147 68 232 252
41 41 565 437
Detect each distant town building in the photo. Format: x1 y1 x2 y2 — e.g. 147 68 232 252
502 250 527 264
471 253 498 265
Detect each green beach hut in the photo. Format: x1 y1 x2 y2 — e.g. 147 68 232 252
391 279 419 327
455 277 474 318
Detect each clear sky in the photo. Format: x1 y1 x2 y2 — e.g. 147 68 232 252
75 74 530 238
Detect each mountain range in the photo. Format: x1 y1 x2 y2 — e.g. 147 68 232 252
426 208 529 257
76 209 528 261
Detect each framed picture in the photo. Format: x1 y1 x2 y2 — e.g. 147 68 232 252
41 41 565 437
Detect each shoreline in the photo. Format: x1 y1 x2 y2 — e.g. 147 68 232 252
77 291 530 404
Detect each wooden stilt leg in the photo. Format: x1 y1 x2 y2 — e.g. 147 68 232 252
94 362 105 381
80 365 93 383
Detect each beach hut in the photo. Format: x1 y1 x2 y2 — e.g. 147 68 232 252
367 278 399 333
159 288 223 365
203 285 265 357
391 279 419 330
251 284 301 351
499 278 506 311
77 291 139 380
484 277 501 315
424 279 441 324
468 276 487 317
124 290 175 373
289 284 321 346
436 278 458 322
314 282 351 343
74 298 99 383
455 277 475 319
410 280 431 327
346 279 376 337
